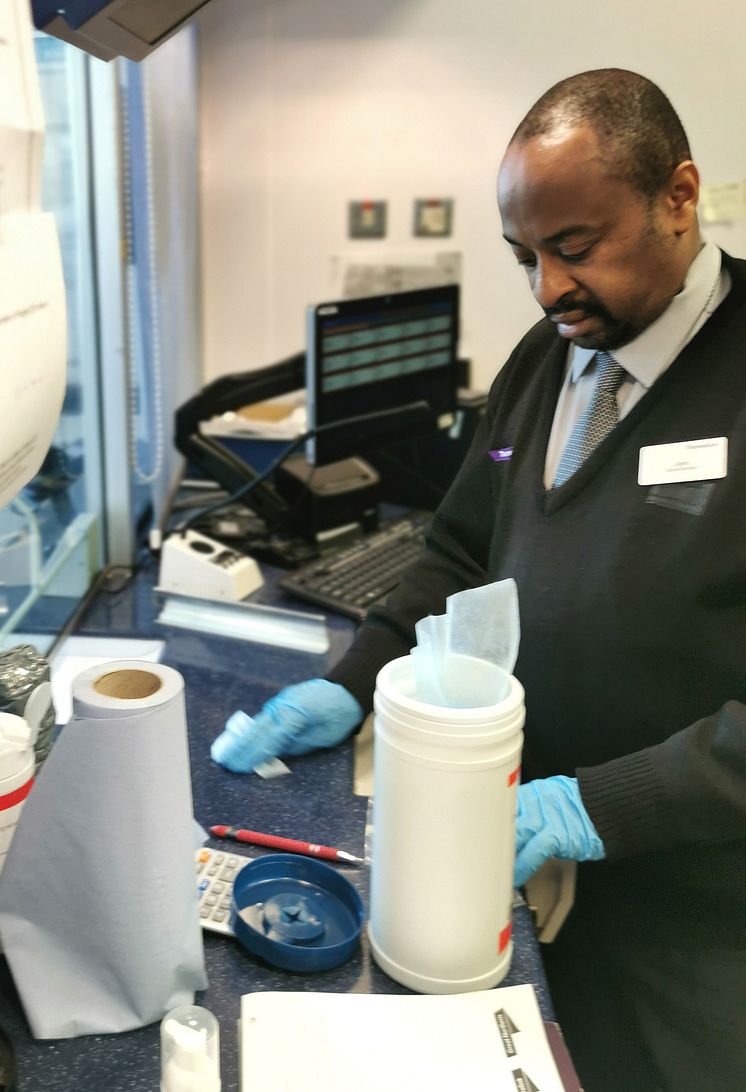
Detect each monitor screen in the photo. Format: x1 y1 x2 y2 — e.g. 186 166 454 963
305 285 460 466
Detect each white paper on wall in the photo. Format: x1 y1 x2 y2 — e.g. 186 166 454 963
329 249 462 299
0 212 67 508
700 180 746 225
0 0 45 216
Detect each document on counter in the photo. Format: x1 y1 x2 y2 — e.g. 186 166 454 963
0 0 44 215
201 396 307 440
0 212 67 508
240 983 577 1092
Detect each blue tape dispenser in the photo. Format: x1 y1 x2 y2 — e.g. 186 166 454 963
231 853 365 972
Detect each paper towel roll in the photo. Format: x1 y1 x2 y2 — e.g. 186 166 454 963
0 661 208 1038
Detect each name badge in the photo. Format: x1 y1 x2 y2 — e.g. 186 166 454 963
638 436 727 486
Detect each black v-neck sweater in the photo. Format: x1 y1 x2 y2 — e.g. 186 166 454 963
329 249 746 946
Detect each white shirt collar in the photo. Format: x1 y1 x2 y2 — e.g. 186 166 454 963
568 241 723 388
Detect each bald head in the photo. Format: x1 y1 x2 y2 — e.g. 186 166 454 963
511 69 691 200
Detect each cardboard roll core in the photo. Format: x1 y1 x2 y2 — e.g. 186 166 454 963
93 669 163 700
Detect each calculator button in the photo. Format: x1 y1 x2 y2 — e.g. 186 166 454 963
195 847 250 936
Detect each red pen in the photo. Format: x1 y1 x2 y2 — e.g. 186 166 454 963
209 824 365 865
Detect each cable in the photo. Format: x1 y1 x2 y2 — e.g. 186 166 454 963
177 400 430 536
176 431 308 534
47 565 134 662
121 62 165 487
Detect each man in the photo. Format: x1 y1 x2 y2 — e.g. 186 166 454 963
212 70 746 1091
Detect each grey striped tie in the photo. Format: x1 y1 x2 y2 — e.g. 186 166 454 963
554 351 627 487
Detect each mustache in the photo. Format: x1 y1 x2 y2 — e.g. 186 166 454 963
543 295 621 331
543 295 600 320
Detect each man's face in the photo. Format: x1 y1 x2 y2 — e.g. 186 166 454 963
497 124 696 351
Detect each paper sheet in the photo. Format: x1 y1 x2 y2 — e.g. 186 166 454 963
329 249 462 300
0 2 66 509
0 0 44 215
240 984 567 1092
0 212 67 508
201 396 307 440
700 180 746 225
412 578 520 706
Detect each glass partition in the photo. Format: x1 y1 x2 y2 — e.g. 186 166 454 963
0 37 104 652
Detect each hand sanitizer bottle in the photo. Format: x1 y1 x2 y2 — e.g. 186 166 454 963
160 1005 221 1092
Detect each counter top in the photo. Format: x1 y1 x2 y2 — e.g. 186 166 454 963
0 554 552 1091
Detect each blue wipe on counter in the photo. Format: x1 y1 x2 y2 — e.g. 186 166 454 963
230 854 365 972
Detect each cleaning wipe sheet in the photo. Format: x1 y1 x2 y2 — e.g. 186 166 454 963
411 579 520 706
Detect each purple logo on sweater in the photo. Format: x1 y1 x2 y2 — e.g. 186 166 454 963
488 447 513 462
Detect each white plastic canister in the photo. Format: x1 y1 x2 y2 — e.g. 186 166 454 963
0 712 35 877
368 653 524 994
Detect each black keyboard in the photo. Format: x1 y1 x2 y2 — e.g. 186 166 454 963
278 512 431 619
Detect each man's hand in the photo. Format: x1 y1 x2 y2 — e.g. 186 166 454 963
514 775 605 887
210 679 363 773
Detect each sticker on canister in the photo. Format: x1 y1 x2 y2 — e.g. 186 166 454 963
0 713 34 876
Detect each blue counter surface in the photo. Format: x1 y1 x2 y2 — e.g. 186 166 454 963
0 556 552 1091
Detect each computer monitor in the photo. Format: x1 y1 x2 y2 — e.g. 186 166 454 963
305 285 460 467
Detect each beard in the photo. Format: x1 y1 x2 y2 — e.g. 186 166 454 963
544 295 649 351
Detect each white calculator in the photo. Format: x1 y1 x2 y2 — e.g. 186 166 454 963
195 845 252 935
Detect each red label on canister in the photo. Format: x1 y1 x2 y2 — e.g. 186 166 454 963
0 777 33 811
507 765 521 787
498 922 512 953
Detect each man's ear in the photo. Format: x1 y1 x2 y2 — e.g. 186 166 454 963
666 161 699 235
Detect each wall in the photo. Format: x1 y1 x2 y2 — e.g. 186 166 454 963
197 0 746 388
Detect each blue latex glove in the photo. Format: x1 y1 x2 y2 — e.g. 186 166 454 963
210 679 363 773
514 775 606 887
